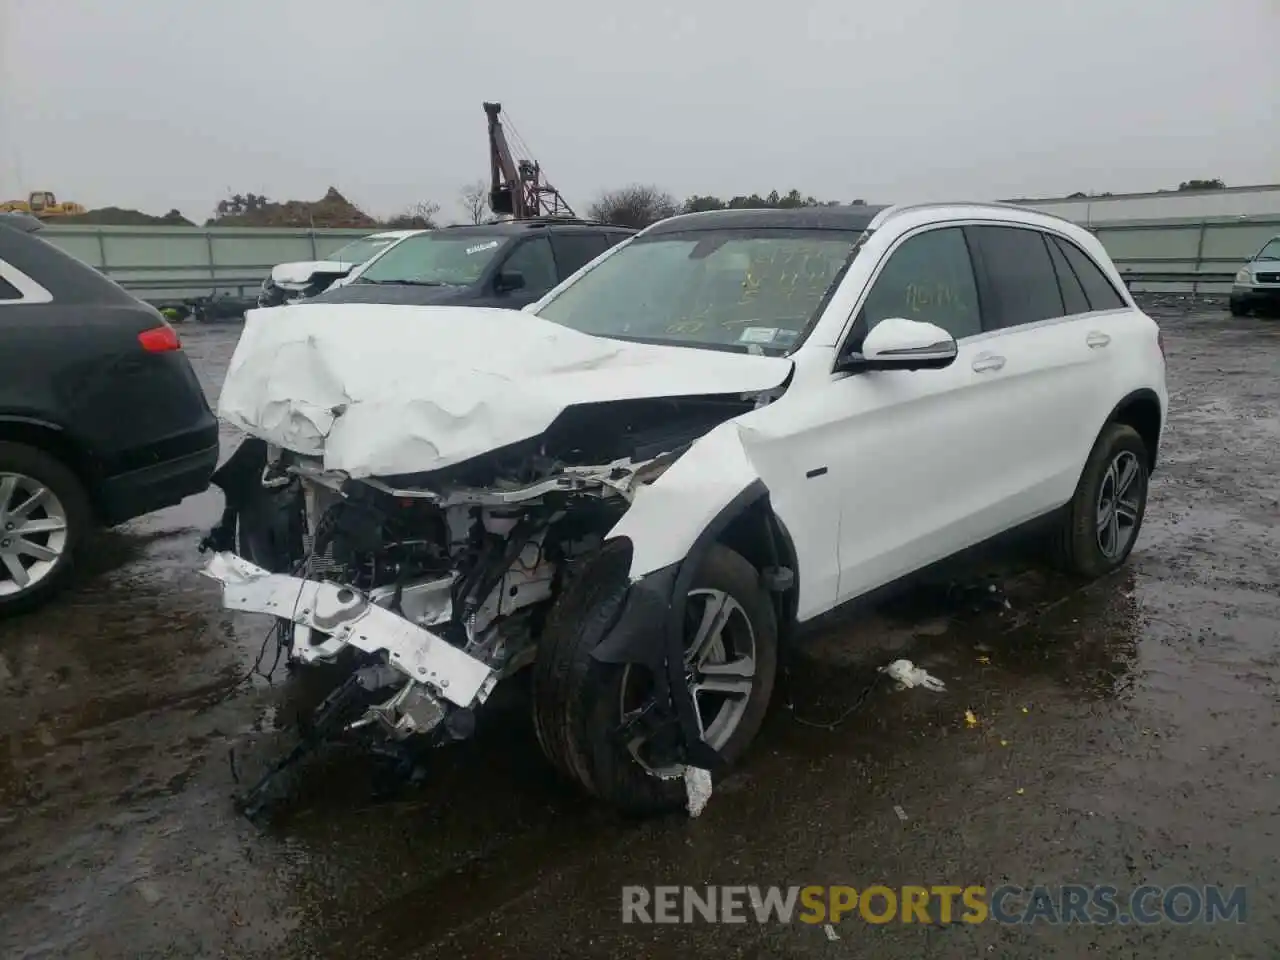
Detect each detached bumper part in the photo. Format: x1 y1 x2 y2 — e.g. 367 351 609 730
201 551 495 709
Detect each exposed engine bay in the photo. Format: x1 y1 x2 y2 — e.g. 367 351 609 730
201 393 764 816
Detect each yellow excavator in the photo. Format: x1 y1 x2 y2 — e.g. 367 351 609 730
0 190 87 219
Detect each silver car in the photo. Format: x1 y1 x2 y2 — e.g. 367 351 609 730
1230 235 1280 317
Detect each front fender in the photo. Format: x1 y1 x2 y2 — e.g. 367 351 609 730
607 420 764 581
593 422 772 771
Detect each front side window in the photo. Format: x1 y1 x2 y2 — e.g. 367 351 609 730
325 236 400 265
536 228 863 354
500 237 558 294
859 227 981 340
356 234 508 287
965 225 1064 330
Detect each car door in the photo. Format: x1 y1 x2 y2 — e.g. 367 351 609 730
490 236 558 309
963 225 1119 519
807 224 1032 603
549 232 611 284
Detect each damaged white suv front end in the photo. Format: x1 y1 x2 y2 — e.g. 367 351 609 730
201 298 799 817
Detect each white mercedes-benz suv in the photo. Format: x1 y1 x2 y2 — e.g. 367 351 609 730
204 201 1167 816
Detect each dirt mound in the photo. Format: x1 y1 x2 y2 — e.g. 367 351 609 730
58 207 195 226
207 187 378 229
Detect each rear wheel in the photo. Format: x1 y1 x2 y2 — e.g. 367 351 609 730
1049 423 1149 578
0 442 91 616
533 543 777 814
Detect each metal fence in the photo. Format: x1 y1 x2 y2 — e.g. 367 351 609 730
1091 215 1279 295
34 214 1280 306
36 223 374 304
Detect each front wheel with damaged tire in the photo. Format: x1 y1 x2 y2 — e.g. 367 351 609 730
532 542 778 815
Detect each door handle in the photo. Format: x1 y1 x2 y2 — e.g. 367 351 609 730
1086 331 1111 349
971 352 1006 373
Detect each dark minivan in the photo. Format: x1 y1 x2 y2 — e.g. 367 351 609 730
0 214 219 613
310 218 634 309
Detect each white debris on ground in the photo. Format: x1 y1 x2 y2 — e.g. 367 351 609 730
684 766 713 817
824 923 841 941
893 804 909 822
881 659 946 692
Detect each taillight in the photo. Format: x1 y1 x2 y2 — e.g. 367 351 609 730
138 323 181 353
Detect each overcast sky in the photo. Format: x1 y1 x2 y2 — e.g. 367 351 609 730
2 0 1277 222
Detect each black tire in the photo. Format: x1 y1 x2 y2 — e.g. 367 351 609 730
0 442 92 617
532 542 777 814
1229 298 1249 318
1049 423 1149 578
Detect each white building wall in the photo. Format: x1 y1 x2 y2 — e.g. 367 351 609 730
1011 184 1280 225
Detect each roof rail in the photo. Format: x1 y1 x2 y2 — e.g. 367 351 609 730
877 200 1080 228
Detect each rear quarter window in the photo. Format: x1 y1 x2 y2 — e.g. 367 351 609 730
0 275 21 300
1051 236 1126 310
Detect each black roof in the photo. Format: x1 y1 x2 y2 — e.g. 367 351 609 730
442 218 634 236
645 204 887 236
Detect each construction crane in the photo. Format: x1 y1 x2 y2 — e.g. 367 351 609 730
0 190 87 219
483 102 575 220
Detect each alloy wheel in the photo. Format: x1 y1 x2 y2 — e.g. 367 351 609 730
1096 450 1143 560
0 473 70 597
619 587 759 774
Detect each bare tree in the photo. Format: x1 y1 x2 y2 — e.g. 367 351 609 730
384 200 441 229
587 184 678 228
459 181 489 225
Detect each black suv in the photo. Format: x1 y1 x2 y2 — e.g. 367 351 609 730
0 214 219 613
309 218 635 309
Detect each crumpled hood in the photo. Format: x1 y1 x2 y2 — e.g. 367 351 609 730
270 260 356 289
217 303 793 478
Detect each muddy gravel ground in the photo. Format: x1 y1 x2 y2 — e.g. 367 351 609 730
1 303 1278 959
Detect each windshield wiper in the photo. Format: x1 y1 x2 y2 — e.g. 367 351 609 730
357 278 448 286
595 333 782 355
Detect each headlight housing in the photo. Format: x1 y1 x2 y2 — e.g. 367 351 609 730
1235 267 1253 284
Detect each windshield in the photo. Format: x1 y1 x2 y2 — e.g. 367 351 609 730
356 233 508 286
534 228 864 354
325 236 399 265
1255 239 1280 261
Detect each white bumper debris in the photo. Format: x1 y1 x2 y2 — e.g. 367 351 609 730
683 766 713 817
201 552 495 708
881 659 946 692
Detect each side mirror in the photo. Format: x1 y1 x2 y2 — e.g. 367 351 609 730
838 317 958 373
494 270 526 294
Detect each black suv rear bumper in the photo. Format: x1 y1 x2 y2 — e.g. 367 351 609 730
98 437 219 526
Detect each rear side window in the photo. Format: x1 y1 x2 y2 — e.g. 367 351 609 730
965 226 1063 330
0 257 52 304
1050 236 1125 310
550 233 610 278
1046 238 1090 315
